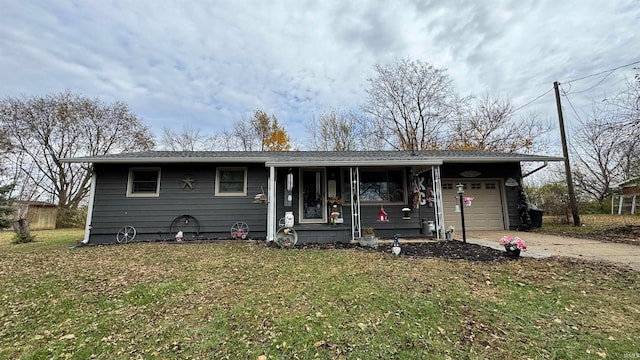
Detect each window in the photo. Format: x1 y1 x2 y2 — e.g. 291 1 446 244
127 168 161 197
442 183 453 190
471 183 482 190
486 183 496 189
216 168 247 196
344 169 405 203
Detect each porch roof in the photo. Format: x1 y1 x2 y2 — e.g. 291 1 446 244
62 150 564 166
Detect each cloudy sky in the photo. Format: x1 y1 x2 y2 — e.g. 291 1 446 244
1 0 639 153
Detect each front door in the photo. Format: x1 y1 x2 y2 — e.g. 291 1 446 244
300 169 326 223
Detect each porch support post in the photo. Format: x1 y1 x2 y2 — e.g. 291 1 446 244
267 166 276 242
82 170 97 244
618 195 624 215
432 166 445 239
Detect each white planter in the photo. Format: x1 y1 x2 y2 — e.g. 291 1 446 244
359 235 378 248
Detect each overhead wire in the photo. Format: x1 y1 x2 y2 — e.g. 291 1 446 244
563 59 640 85
510 87 554 115
559 84 583 124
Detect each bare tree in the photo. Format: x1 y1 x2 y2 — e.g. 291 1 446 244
0 91 155 209
571 104 639 207
363 58 466 151
158 124 217 151
306 110 371 151
449 94 552 153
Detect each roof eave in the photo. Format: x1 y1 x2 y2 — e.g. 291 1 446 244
265 159 444 167
60 157 269 164
443 156 565 163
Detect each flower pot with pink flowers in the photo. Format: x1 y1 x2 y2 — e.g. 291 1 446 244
499 235 527 257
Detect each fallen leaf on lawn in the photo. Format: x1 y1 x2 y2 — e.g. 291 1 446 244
314 340 325 347
437 327 446 334
59 334 76 340
597 351 607 358
357 323 366 330
257 355 267 360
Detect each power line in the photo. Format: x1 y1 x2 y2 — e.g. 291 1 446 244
565 69 617 95
510 87 554 115
559 84 583 124
563 59 640 85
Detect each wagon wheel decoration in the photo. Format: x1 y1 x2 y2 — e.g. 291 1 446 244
116 226 137 244
275 227 297 248
169 215 201 240
230 222 249 239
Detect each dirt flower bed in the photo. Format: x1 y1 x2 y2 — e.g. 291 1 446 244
296 240 515 262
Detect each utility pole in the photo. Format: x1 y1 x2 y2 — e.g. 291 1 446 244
554 81 581 227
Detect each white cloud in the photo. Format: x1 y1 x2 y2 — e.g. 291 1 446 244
1 0 639 152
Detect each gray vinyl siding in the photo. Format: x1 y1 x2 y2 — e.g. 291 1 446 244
88 163 268 244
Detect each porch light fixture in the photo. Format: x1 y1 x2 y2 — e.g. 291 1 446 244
456 183 467 243
402 207 411 220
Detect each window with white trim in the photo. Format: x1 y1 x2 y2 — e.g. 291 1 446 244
216 167 247 196
127 168 161 197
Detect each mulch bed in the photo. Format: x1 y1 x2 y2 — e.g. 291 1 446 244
296 240 516 263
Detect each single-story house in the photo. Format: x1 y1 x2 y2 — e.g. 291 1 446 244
62 150 563 245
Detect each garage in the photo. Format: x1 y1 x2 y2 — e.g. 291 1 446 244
441 180 505 231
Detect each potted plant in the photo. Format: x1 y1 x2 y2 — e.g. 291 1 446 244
499 235 527 257
360 227 378 248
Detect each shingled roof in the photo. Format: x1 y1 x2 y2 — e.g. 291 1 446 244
62 150 563 166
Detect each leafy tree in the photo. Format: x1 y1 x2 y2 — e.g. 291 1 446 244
0 184 14 230
526 182 570 218
363 58 466 151
449 95 551 153
0 91 154 211
231 110 291 151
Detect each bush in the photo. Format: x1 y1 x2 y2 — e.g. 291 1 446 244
56 207 87 229
11 233 35 244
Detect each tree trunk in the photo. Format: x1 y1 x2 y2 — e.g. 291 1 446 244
12 218 30 237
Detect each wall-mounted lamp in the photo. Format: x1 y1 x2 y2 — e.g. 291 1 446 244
402 207 411 220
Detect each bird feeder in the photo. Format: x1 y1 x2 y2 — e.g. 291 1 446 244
402 207 411 220
377 206 388 222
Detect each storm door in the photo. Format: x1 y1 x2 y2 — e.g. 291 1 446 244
300 169 326 223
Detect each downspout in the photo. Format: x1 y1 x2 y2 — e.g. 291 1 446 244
267 166 276 242
82 170 97 244
522 162 548 179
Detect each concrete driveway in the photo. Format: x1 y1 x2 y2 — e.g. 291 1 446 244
465 230 640 271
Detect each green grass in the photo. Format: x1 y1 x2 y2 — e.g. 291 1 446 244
1 229 639 359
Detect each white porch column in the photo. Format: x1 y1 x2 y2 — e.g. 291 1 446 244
267 166 276 241
432 166 445 239
82 171 97 244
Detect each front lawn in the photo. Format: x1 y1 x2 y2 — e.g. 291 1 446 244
1 230 638 359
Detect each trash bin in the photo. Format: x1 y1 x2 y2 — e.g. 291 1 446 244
530 209 543 228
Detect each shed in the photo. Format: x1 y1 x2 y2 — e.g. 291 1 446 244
13 201 58 230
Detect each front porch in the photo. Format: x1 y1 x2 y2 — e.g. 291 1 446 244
265 163 444 244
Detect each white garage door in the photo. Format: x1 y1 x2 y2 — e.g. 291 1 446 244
441 180 505 231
